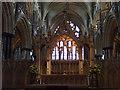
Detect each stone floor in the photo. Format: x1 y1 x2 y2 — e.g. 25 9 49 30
24 84 119 90
2 84 119 90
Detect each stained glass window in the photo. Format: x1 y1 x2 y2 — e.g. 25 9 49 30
52 36 79 60
54 26 60 33
54 21 80 39
68 21 80 38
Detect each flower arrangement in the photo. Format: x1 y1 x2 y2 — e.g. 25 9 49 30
89 64 102 74
28 64 39 76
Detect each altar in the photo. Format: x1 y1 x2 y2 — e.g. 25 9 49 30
25 74 88 90
40 74 88 85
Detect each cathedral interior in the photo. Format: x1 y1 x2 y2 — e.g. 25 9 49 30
1 1 120 90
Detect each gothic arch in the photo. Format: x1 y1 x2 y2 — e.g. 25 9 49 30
12 34 21 52
51 20 83 48
51 35 80 60
51 32 82 50
2 2 14 34
103 13 118 48
43 2 91 23
16 15 32 49
51 35 79 48
51 16 84 35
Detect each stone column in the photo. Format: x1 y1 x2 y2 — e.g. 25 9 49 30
79 47 83 74
79 47 82 60
47 60 51 74
37 45 41 74
114 2 120 39
108 47 113 59
40 40 47 74
46 47 51 74
79 60 83 74
36 30 41 75
89 27 94 66
90 43 94 66
113 42 116 57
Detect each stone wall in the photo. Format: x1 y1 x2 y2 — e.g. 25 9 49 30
95 59 120 88
2 60 34 89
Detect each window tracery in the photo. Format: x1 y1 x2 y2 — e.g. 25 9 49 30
52 36 79 60
54 21 80 38
67 21 80 38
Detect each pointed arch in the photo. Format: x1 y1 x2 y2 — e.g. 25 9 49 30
103 13 118 47
15 15 32 49
51 35 80 60
2 2 14 34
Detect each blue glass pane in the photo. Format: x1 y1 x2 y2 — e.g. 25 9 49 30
70 23 74 27
52 51 55 60
70 53 72 60
76 26 80 32
82 47 84 60
68 41 71 47
63 38 66 40
64 46 67 60
76 52 79 60
75 32 79 37
60 41 63 47
56 51 59 60
57 42 59 46
61 51 63 60
73 46 76 60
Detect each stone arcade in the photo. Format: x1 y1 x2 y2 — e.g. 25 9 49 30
1 1 120 90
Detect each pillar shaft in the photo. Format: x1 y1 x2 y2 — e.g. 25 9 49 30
89 28 94 66
46 47 51 74
113 42 116 57
47 60 51 74
79 60 83 74
79 47 82 60
90 45 94 66
36 44 41 75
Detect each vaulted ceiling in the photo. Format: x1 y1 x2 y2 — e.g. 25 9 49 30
38 2 95 34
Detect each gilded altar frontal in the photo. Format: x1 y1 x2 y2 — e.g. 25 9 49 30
1 1 120 90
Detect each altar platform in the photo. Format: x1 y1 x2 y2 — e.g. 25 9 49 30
40 74 88 85
24 84 119 90
25 84 88 90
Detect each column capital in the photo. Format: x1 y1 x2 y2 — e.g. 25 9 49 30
103 47 113 50
21 48 31 51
